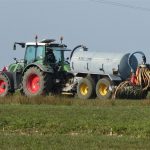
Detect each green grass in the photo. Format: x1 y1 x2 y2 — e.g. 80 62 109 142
1 134 150 150
0 96 150 149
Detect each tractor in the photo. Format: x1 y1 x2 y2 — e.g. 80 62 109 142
0 37 76 96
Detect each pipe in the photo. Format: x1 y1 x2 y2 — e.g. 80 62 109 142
128 51 146 73
70 45 88 60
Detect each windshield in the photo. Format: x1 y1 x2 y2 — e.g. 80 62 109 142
25 46 45 63
53 50 61 62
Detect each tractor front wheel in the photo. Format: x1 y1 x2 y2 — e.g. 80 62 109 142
0 74 10 97
22 67 52 96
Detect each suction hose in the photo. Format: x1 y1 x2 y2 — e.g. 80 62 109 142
128 51 146 73
70 45 88 60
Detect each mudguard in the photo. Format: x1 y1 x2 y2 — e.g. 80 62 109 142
22 63 54 75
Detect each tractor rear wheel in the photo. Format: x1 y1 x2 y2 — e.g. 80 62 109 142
77 77 95 99
96 78 113 100
0 74 11 96
22 67 53 96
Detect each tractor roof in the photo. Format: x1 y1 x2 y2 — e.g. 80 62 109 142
13 39 71 51
26 39 56 46
40 39 55 43
26 42 46 46
26 42 67 47
25 40 71 51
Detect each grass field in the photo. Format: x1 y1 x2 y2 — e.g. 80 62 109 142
0 96 150 149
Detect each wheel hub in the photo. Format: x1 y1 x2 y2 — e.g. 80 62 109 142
0 80 6 94
27 74 40 94
80 83 88 96
99 83 108 96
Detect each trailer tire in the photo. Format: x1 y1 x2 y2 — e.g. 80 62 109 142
96 78 113 100
22 67 53 96
77 77 95 99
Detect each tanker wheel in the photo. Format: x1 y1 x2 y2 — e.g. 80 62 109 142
0 74 10 97
22 67 53 96
77 77 95 99
96 78 113 100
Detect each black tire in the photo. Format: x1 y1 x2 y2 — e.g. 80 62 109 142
22 67 53 96
86 75 96 98
96 78 113 100
77 77 95 99
0 74 11 97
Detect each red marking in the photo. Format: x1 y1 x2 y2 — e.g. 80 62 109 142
130 74 137 85
0 80 6 94
27 74 40 94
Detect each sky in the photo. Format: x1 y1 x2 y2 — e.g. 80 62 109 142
0 0 150 68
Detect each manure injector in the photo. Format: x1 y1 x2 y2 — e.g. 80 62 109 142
0 37 150 99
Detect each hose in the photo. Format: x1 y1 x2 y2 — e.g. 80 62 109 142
70 45 88 60
128 51 146 73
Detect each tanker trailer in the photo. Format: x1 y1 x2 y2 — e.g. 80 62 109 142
70 45 146 99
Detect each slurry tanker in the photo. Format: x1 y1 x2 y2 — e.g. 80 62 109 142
0 37 149 99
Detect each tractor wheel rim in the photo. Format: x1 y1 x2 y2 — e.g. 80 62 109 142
0 80 6 94
80 83 88 96
27 74 40 94
99 83 108 96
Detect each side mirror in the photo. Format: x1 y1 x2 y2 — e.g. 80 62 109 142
13 42 25 50
13 43 16 50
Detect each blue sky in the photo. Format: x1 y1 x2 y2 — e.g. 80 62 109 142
0 0 150 68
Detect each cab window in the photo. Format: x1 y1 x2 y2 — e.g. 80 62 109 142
25 46 35 63
25 46 45 64
53 50 61 62
36 46 45 60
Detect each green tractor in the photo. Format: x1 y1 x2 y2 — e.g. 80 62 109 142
0 37 75 96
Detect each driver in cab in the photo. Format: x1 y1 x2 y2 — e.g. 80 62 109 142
46 48 56 63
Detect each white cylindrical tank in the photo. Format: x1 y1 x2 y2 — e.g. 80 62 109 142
70 51 138 80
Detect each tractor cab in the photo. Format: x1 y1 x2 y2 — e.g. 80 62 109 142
45 44 71 72
13 38 71 72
